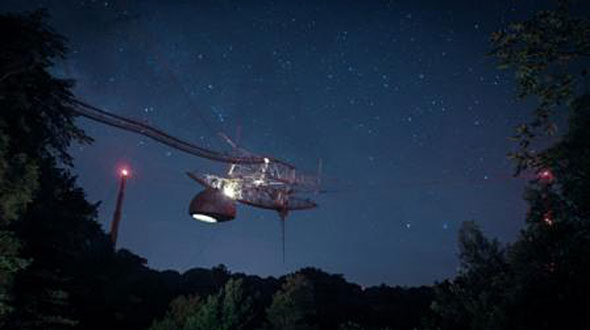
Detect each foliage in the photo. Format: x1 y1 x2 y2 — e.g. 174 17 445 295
0 132 36 322
4 162 101 329
500 93 590 329
527 95 590 221
0 10 92 166
150 278 255 330
150 295 203 330
266 273 316 330
0 133 39 224
429 222 509 330
428 3 590 327
263 268 434 330
489 0 590 174
430 48 590 330
0 10 92 324
7 162 180 330
338 322 365 330
0 230 29 321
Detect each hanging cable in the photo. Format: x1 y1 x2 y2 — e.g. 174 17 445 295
70 99 279 165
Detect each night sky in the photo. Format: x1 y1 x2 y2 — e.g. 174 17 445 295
2 0 564 286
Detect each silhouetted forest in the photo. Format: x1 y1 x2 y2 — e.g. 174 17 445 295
1 2 589 329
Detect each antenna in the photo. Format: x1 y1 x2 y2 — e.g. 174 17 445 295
280 213 286 263
110 167 130 247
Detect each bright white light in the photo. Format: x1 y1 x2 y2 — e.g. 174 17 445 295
221 180 241 199
121 169 129 176
223 184 238 199
264 157 270 164
192 214 217 223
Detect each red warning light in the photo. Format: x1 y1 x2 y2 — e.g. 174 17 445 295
538 169 554 182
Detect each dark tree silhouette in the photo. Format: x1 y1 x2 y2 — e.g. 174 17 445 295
150 278 257 330
428 2 590 329
0 10 91 324
266 273 317 330
489 0 590 174
429 222 509 330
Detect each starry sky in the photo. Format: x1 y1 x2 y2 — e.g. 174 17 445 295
2 0 570 286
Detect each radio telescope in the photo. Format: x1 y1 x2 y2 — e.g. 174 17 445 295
71 99 321 260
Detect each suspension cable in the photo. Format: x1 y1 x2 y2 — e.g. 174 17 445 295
71 99 284 165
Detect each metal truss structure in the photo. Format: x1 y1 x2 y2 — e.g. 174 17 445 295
70 99 320 219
